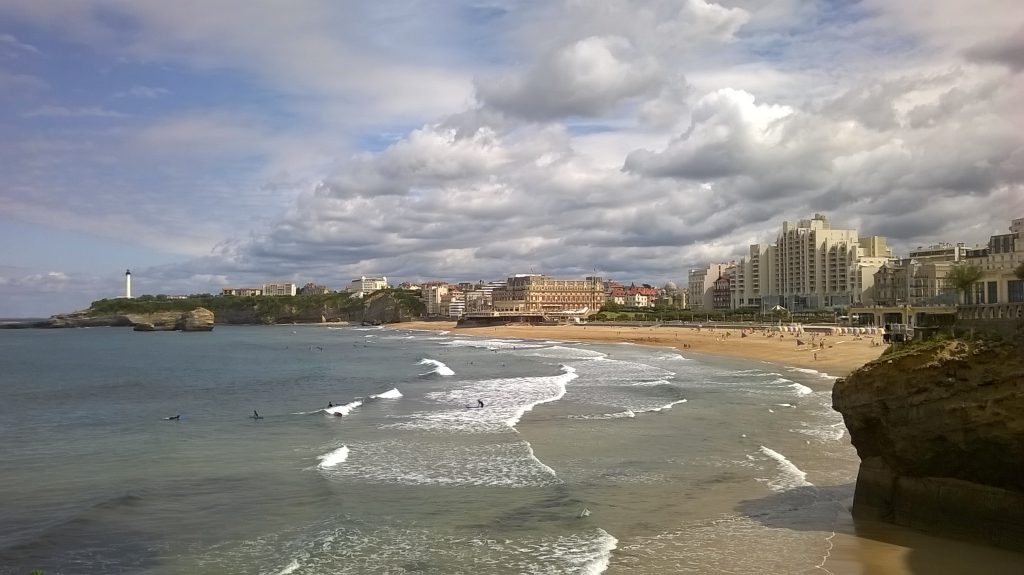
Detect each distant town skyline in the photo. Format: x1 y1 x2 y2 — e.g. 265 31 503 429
2 1 1022 316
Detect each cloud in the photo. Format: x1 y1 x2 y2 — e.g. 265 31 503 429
477 35 662 120
23 105 128 118
114 85 169 98
964 25 1024 71
0 33 40 56
1 0 1022 316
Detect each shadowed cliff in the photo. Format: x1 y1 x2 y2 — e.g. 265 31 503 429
832 335 1024 549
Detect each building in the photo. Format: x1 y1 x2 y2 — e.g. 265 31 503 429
442 289 466 318
908 243 968 263
712 273 732 310
421 282 450 317
766 214 892 310
491 274 605 317
960 217 1024 312
732 245 768 309
222 287 263 296
263 282 297 296
873 259 958 307
688 263 731 310
348 276 388 298
125 269 132 299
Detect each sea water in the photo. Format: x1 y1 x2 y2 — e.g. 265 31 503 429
0 325 856 574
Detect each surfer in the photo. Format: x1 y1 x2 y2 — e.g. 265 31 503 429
477 399 485 408
164 415 180 420
252 410 262 420
328 401 334 408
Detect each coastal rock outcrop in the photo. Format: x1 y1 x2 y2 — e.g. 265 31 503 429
832 337 1024 549
180 307 215 331
23 308 216 332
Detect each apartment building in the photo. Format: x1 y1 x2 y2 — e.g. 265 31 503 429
262 282 297 296
873 259 958 307
688 263 731 310
221 287 263 296
442 290 466 318
962 217 1024 306
908 243 968 263
727 215 893 311
492 275 605 316
348 276 389 298
421 282 449 317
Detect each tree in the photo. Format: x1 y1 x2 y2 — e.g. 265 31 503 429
947 264 983 304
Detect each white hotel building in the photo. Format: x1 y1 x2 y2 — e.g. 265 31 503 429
731 214 893 311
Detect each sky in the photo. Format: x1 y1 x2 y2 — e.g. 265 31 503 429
1 0 1022 316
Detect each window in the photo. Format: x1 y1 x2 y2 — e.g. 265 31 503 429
1009 280 1024 303
987 281 998 304
972 282 985 304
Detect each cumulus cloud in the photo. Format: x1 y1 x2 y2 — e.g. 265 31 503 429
477 35 662 120
1 0 1022 314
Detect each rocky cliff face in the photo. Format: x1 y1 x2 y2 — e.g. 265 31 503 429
41 309 216 331
832 337 1024 549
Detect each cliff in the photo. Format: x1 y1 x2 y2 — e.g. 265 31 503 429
39 308 216 331
832 336 1024 549
1 291 425 329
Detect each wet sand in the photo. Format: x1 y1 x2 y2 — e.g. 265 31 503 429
391 321 1024 574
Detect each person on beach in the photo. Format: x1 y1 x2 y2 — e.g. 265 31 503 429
478 399 485 408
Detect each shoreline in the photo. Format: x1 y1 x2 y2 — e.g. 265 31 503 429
388 321 1024 574
392 321 886 378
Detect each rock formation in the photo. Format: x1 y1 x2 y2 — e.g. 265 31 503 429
180 307 215 331
832 337 1024 549
14 308 217 332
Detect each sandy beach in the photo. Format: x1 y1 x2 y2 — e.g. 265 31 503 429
397 321 885 378
390 321 1024 575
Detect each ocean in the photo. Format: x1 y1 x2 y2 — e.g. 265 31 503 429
0 325 857 574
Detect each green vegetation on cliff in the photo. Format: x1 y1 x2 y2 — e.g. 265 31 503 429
85 289 426 324
88 292 359 316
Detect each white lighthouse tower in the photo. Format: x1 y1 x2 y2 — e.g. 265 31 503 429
125 269 132 299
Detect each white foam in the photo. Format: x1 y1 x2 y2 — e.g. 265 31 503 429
318 440 560 487
581 529 618 575
506 365 575 428
391 366 577 434
792 421 846 442
441 337 544 351
569 409 636 420
630 379 673 387
276 559 301 575
789 382 814 396
417 358 455 376
758 445 812 491
525 441 560 481
787 367 839 380
370 388 402 399
642 399 688 413
526 345 608 360
317 445 350 469
325 400 363 417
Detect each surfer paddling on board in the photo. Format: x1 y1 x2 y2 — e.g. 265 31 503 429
164 415 180 420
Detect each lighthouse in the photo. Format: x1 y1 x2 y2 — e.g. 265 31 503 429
125 269 132 299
